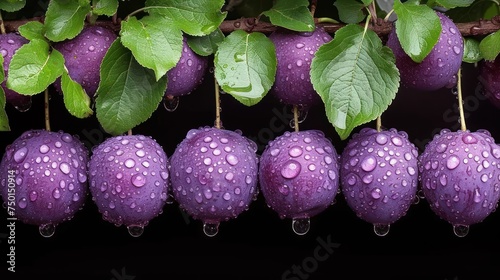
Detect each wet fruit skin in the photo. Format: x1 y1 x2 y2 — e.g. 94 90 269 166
418 129 500 226
340 128 419 225
269 26 332 108
478 55 500 108
88 135 170 227
53 25 118 97
386 11 463 91
169 127 259 224
0 129 89 226
259 130 340 219
164 36 208 98
1 32 31 111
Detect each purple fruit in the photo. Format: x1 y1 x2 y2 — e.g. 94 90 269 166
164 36 208 98
1 33 31 111
53 25 118 97
340 128 419 236
88 134 169 237
169 126 259 237
0 129 89 237
418 129 500 237
269 26 332 108
478 55 500 108
386 11 463 91
259 130 340 235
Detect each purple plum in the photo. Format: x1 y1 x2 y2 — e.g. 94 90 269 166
1 32 31 111
478 55 500 108
259 130 340 235
0 129 89 237
169 126 259 237
269 26 332 108
418 129 500 237
88 134 170 237
53 25 118 97
340 128 419 236
386 11 463 91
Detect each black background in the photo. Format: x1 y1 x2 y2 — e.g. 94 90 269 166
2 2 500 280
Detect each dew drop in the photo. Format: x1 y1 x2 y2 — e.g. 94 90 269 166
163 96 180 112
453 224 469 237
281 160 301 179
292 218 310 235
39 223 56 238
59 162 70 174
373 224 390 236
39 144 50 154
13 147 28 163
371 188 382 199
361 156 377 172
52 188 61 199
279 184 290 195
288 146 303 158
127 225 144 237
18 197 27 209
29 191 38 202
226 154 238 166
125 159 136 168
131 174 146 187
446 155 460 170
203 222 219 237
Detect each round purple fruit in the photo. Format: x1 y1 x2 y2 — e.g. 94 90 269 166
88 134 169 237
478 55 500 108
269 26 332 108
259 130 340 235
1 32 31 111
386 11 463 91
418 129 500 237
340 128 419 236
53 25 118 97
169 127 259 237
0 129 89 237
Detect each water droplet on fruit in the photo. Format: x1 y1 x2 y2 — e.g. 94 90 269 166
226 154 238 165
0 49 7 57
14 147 28 163
453 46 461 55
292 218 310 235
462 134 477 144
59 162 70 174
52 188 61 199
124 159 135 168
373 224 390 236
29 191 38 202
281 160 301 179
375 134 388 145
39 144 49 154
453 224 469 237
131 174 146 187
288 146 303 157
39 223 56 238
446 155 460 170
18 197 27 209
296 60 303 67
127 225 144 237
361 156 376 172
163 96 180 112
203 222 219 237
371 188 382 199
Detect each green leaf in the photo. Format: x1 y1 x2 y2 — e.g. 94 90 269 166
92 0 118 16
393 0 441 63
462 37 483 63
145 0 227 36
262 0 315 32
311 24 400 140
445 0 496 22
18 21 46 41
479 30 500 61
0 55 9 131
44 0 92 42
214 30 276 107
334 0 366 24
435 0 475 8
0 0 26 12
7 39 65 95
95 40 168 135
120 15 183 81
361 0 373 5
61 71 93 118
0 87 9 131
187 28 225 56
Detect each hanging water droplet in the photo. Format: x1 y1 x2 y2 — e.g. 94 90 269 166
203 222 219 237
39 223 56 238
373 223 390 236
292 217 310 235
453 224 469 237
127 225 145 237
163 96 180 112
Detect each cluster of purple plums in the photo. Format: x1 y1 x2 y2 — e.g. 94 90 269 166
1 11 500 238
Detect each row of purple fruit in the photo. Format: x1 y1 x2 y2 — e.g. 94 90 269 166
1 124 499 238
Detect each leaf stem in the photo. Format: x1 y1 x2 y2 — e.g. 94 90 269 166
44 88 51 132
316 17 339 24
0 12 6 34
125 6 166 21
293 105 299 132
383 9 395 22
214 75 221 129
456 68 467 131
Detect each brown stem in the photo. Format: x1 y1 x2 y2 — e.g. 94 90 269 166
310 0 317 17
44 89 51 132
214 75 221 129
293 105 299 132
1 16 500 37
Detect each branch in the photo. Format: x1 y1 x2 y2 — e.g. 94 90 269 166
2 15 500 38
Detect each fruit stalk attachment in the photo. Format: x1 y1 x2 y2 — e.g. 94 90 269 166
456 68 466 132
293 105 300 132
0 12 6 34
214 75 222 129
44 88 51 132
